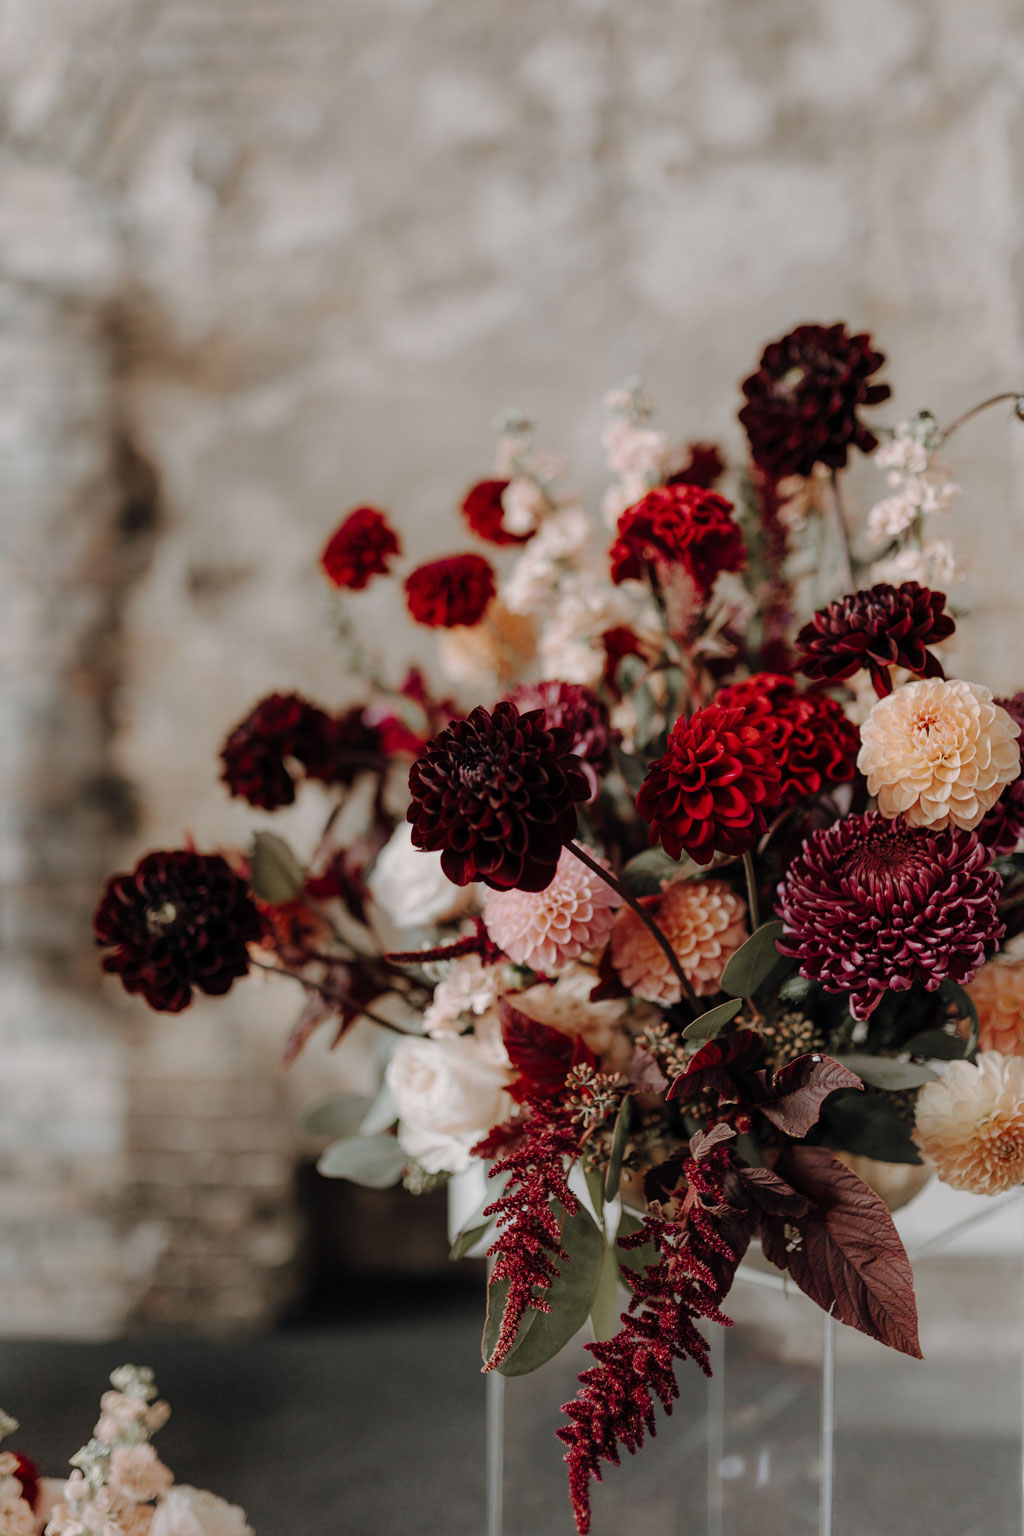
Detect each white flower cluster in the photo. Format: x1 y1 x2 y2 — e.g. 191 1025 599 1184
867 414 961 586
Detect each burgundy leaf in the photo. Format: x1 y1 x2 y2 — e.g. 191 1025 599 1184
758 1052 863 1137
500 997 596 1101
736 1164 812 1219
760 1145 921 1358
667 1028 766 1103
690 1121 736 1160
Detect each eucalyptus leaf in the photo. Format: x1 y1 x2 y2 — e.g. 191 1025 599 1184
603 1098 632 1203
495 1206 605 1377
359 1082 399 1135
682 997 743 1042
584 1163 607 1221
482 1277 536 1366
450 1220 495 1262
620 846 689 897
941 980 979 1055
302 1092 375 1140
903 1028 968 1061
720 921 786 997
249 830 306 905
316 1133 407 1187
834 1055 938 1090
590 1243 624 1343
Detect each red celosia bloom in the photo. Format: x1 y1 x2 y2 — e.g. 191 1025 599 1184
609 483 745 597
739 322 891 478
979 693 1024 855
407 701 590 891
667 441 726 490
404 553 497 628
636 702 782 865
776 811 1004 1021
600 625 646 698
714 672 859 805
94 850 263 1013
8 1454 38 1510
507 680 614 797
320 505 401 589
795 582 956 698
460 478 532 546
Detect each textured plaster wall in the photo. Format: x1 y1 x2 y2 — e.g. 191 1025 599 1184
2 0 1024 1334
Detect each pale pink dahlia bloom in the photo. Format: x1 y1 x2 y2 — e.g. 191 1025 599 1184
914 1051 1024 1195
482 846 621 972
967 957 1024 1057
858 678 1020 831
610 877 748 1005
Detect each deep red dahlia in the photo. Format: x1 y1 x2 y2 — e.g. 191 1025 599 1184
404 553 497 628
507 680 613 797
636 701 782 865
609 483 745 597
460 478 531 546
978 692 1024 855
407 701 591 891
221 692 338 810
795 582 955 698
776 811 1003 1020
94 850 263 1013
714 673 859 805
320 505 401 590
739 321 891 478
666 441 726 490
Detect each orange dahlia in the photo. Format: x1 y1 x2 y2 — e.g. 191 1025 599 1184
914 1052 1024 1195
610 878 748 1005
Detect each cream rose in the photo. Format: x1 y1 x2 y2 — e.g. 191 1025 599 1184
149 1487 254 1536
386 1035 513 1175
369 823 475 929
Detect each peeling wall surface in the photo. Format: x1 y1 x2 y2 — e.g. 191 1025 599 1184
2 0 1024 1335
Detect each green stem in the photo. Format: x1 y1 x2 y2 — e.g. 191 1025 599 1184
250 958 416 1036
942 391 1024 440
826 469 855 595
742 851 761 931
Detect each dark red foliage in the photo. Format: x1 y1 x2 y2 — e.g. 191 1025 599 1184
320 505 401 589
714 672 859 804
406 701 591 892
94 850 262 1013
636 701 781 864
609 483 745 598
507 680 614 798
500 998 597 1101
667 441 726 490
667 1029 862 1139
795 582 956 698
461 478 532 545
387 915 505 968
739 322 890 478
404 553 496 627
978 692 1024 855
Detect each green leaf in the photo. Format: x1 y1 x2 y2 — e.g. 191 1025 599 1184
317 1134 407 1187
359 1082 398 1135
682 997 743 1042
584 1163 607 1221
616 1209 658 1275
903 1028 968 1061
834 1054 938 1091
603 1098 632 1203
495 1206 605 1377
249 831 306 904
449 1169 506 1263
620 846 689 896
302 1092 375 1139
450 1220 495 1262
720 920 786 997
941 980 979 1055
590 1243 623 1343
482 1277 536 1366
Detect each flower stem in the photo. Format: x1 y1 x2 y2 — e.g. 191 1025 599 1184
250 958 416 1036
742 851 760 931
566 840 699 1013
942 391 1024 440
826 469 855 595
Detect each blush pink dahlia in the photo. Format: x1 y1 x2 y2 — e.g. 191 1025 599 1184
966 957 1024 1057
482 847 621 973
776 811 1003 1020
610 877 748 1005
914 1052 1024 1195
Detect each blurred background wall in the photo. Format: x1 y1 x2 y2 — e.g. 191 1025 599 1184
2 0 1024 1337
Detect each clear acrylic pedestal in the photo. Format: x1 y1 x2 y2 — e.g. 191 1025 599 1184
487 1184 1024 1536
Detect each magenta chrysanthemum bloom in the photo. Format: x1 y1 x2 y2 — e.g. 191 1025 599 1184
407 701 591 892
776 811 1004 1021
636 702 782 865
796 582 956 698
739 321 891 478
979 693 1024 855
94 850 263 1013
507 681 613 798
483 846 621 972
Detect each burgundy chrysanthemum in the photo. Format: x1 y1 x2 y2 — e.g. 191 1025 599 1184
94 850 263 1013
407 701 591 892
714 673 859 805
776 811 1004 1021
320 505 401 590
636 702 782 865
404 553 497 628
460 478 531 546
220 692 376 810
739 321 891 478
795 582 955 698
667 441 726 491
978 692 1024 855
507 681 613 798
609 483 745 597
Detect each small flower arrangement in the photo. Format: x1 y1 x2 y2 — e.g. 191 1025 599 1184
0 1367 252 1535
94 324 1024 1533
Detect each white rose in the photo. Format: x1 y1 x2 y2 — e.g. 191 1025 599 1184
369 823 475 929
386 1035 513 1175
149 1487 254 1536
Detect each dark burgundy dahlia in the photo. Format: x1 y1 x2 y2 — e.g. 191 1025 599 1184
94 850 263 1013
407 701 591 891
460 478 531 546
714 673 859 805
776 811 1003 1021
221 692 338 810
321 505 401 590
609 483 745 597
636 701 782 865
739 322 891 478
667 441 726 490
507 681 613 798
404 553 496 628
978 692 1024 855
795 582 955 698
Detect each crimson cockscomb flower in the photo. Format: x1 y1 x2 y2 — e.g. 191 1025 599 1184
739 321 890 478
795 582 955 698
94 850 263 1013
461 478 531 546
404 553 497 628
714 672 859 805
320 505 401 590
609 483 744 597
636 701 782 865
407 701 590 892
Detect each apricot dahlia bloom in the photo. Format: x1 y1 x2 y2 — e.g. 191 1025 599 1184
610 878 747 1005
483 847 621 973
914 1052 1024 1195
967 957 1024 1057
857 678 1021 831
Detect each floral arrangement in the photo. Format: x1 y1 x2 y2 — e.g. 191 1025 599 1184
94 323 1024 1533
0 1366 252 1535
